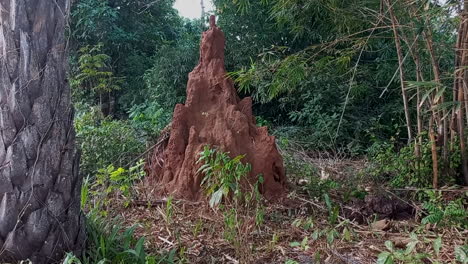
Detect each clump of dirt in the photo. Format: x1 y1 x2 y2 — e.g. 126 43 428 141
343 192 415 224
146 16 286 200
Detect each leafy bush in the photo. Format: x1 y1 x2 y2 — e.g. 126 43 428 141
197 145 253 208
72 159 178 264
83 160 146 212
62 211 177 264
421 190 467 228
128 101 172 139
75 108 145 177
368 139 460 188
72 43 122 96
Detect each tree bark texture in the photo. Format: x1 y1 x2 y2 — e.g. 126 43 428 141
0 0 85 263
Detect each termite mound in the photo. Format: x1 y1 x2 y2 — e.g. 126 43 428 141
146 16 286 200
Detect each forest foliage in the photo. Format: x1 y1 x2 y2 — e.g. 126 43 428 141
66 0 468 262
70 0 465 187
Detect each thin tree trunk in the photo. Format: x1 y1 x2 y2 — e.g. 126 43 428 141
455 1 468 185
429 117 439 188
402 1 426 158
423 25 448 164
458 78 468 185
201 0 206 19
401 29 424 157
0 1 85 263
386 0 413 144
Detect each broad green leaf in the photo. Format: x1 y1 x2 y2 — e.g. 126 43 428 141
455 246 468 264
405 241 418 255
289 241 301 247
385 240 395 252
377 252 394 264
433 236 442 256
209 188 224 208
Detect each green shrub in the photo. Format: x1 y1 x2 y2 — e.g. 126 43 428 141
75 108 145 177
197 145 253 208
128 101 171 139
84 160 146 212
377 234 428 264
367 139 460 188
421 190 467 228
62 211 178 264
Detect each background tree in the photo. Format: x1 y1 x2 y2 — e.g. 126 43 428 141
70 0 183 116
0 0 84 262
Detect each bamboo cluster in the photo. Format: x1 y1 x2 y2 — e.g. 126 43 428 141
384 0 468 187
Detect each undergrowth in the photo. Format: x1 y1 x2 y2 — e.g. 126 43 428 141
197 145 265 262
66 158 180 264
367 139 461 188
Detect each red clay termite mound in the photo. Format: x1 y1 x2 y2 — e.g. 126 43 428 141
146 16 286 200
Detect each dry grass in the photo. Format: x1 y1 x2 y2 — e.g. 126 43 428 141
104 189 466 264
95 142 466 263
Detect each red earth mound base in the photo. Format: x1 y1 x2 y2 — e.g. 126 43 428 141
146 16 286 200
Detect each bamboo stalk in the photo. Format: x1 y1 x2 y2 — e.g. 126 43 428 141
386 0 413 144
458 3 468 185
429 116 439 189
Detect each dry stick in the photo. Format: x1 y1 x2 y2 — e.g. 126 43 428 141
386 0 413 144
389 187 468 192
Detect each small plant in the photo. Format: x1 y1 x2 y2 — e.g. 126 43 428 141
87 160 146 213
292 217 314 231
368 139 460 188
255 116 271 127
268 233 280 251
323 193 340 225
197 145 265 262
63 211 148 264
165 195 174 224
377 234 428 264
197 145 252 207
192 218 204 237
71 43 122 96
290 236 310 251
455 245 468 264
421 190 467 228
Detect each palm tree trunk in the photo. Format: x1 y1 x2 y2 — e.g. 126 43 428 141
0 0 85 263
